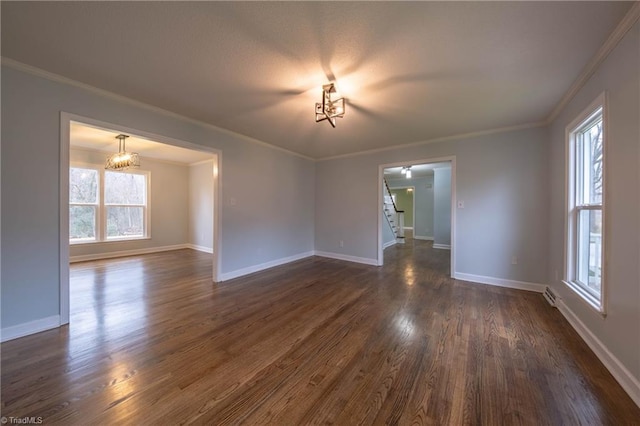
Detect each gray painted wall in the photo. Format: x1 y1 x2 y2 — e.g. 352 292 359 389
1 65 315 328
382 212 396 247
433 168 452 246
315 126 548 284
189 161 214 250
548 22 639 381
69 148 190 258
388 176 434 239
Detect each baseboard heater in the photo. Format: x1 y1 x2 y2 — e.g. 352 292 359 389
543 286 557 307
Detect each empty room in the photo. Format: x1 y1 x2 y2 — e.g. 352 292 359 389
1 2 639 424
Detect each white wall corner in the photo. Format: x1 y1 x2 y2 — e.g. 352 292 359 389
313 251 379 266
1 315 61 342
187 244 214 254
220 251 314 281
383 240 397 249
454 272 545 293
556 298 640 408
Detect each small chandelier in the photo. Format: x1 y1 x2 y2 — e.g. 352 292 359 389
315 83 345 128
105 134 140 171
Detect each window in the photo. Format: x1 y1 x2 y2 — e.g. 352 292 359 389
565 94 605 313
70 166 149 243
70 168 99 242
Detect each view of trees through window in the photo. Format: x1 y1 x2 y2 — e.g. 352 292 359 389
69 168 98 241
69 167 147 243
105 171 146 238
578 120 603 294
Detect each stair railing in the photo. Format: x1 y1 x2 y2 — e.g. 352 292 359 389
383 179 405 241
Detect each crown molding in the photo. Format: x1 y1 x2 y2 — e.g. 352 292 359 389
317 121 547 161
546 1 640 124
189 158 215 167
1 57 315 162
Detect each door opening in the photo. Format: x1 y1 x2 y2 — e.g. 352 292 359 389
60 113 221 325
377 156 456 276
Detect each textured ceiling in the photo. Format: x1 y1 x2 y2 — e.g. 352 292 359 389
1 2 632 159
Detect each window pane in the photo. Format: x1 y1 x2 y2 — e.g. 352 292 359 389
70 168 98 204
577 209 602 295
105 172 146 205
107 206 144 238
70 206 96 241
578 120 603 205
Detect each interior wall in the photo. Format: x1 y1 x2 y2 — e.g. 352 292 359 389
433 167 452 247
547 22 639 385
388 176 434 239
315 126 549 284
189 160 214 251
69 148 189 258
1 64 315 329
389 188 414 228
382 211 396 247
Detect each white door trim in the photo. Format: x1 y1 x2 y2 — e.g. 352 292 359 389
59 112 223 325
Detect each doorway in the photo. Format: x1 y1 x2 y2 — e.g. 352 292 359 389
377 156 456 276
388 186 415 239
59 113 222 325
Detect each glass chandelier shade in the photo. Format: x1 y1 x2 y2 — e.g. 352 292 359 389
105 134 140 171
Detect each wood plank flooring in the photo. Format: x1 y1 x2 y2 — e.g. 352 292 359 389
2 240 639 424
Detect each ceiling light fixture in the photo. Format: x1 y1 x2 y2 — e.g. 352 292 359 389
406 166 412 179
315 83 345 128
105 134 140 171
401 167 407 175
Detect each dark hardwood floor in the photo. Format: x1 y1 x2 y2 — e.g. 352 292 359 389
2 241 639 424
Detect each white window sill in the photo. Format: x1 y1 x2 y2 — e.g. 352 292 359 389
562 279 606 317
70 236 151 246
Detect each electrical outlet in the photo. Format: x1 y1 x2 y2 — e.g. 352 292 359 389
339 240 344 248
511 256 518 265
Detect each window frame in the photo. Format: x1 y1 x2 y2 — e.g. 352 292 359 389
69 167 100 243
70 163 151 245
563 92 607 315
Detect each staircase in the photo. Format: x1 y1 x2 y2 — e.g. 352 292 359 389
383 179 405 244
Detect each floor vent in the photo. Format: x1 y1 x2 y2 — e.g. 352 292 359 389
543 286 557 307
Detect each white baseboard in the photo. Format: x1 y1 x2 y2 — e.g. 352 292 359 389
187 244 214 254
403 227 414 231
433 243 451 250
70 244 190 263
383 240 397 249
1 315 60 342
556 299 640 407
454 272 545 293
413 236 434 241
220 251 314 281
313 251 379 266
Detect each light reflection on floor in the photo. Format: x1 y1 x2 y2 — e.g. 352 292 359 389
69 258 149 357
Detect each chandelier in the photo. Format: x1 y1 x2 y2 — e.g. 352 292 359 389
315 83 345 128
105 134 140 171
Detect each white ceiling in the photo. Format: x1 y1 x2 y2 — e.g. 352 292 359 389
384 163 450 179
1 2 632 159
70 122 214 165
